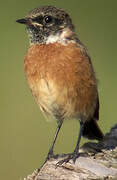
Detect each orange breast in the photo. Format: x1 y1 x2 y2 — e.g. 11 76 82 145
24 42 98 121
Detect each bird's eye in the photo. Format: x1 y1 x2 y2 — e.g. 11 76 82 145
44 16 53 24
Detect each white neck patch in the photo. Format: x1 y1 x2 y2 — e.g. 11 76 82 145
46 34 62 44
46 28 75 45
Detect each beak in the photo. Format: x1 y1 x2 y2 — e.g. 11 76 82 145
16 18 30 25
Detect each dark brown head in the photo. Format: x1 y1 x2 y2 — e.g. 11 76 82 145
16 6 77 44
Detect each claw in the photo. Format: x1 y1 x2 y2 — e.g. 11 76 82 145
56 153 79 166
72 153 80 163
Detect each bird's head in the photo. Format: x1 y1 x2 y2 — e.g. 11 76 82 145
16 6 76 44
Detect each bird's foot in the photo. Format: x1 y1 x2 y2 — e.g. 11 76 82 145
46 150 55 161
37 151 55 172
56 152 80 166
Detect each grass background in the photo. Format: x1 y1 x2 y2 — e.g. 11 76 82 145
0 0 117 179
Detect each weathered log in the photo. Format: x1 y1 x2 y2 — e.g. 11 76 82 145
24 124 117 180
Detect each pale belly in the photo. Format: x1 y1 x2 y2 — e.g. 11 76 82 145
27 76 97 121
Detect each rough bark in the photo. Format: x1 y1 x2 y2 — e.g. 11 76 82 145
24 124 117 180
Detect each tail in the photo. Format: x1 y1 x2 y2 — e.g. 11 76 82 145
82 119 104 141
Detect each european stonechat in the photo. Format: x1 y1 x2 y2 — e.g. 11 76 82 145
16 6 104 164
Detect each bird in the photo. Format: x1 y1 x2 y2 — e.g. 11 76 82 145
16 5 104 164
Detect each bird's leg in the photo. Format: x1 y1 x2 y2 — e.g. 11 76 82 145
57 122 84 165
72 122 84 162
46 121 63 161
37 121 63 172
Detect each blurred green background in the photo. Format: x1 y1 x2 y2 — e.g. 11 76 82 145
0 0 117 179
